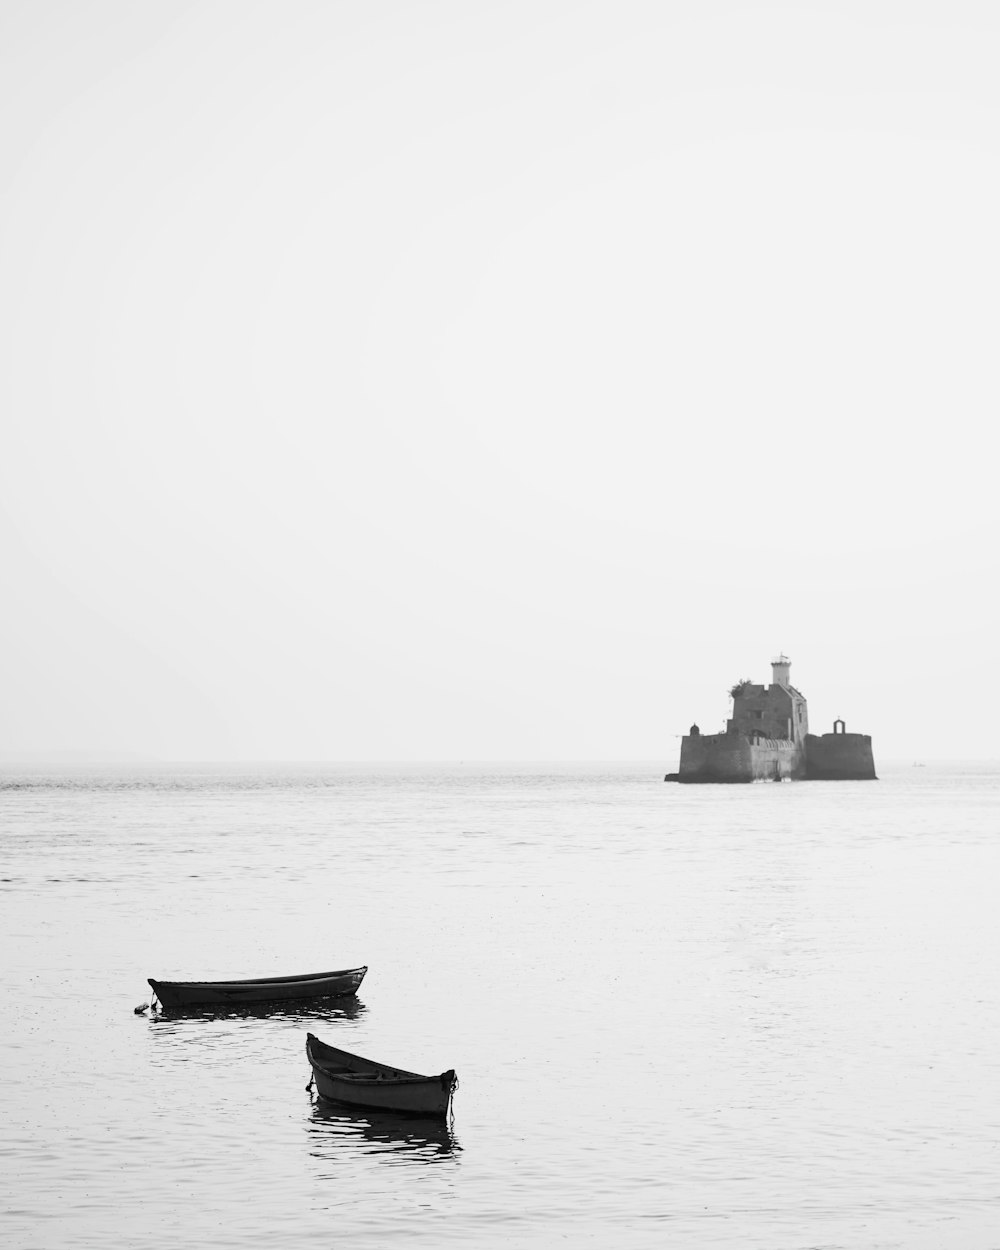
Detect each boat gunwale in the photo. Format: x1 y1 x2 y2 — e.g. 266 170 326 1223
306 1033 453 1086
314 1070 453 1089
148 965 366 991
307 1033 422 1079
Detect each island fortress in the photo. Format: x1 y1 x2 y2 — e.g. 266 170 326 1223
671 655 877 783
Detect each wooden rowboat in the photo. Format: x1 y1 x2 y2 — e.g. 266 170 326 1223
306 1032 457 1118
147 965 367 1009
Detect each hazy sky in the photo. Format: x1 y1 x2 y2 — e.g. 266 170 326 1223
1 1 997 762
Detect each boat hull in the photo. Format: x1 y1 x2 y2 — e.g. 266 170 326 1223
148 966 367 1008
306 1033 456 1118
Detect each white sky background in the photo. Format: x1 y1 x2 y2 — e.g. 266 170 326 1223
1 0 996 762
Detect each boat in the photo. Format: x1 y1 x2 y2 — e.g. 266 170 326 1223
305 1032 457 1118
147 965 367 1009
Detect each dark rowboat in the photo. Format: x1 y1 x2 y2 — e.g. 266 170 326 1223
148 965 367 1009
306 1032 457 1118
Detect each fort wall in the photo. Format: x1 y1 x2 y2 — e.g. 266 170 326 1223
678 734 803 783
748 738 805 781
804 732 877 780
678 733 752 782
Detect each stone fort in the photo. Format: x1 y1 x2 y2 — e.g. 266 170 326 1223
669 655 876 783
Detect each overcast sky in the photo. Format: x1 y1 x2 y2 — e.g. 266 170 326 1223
1 0 996 762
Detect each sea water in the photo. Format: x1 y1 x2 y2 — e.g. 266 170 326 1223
2 761 999 1249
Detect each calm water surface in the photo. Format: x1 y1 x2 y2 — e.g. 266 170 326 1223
3 761 1000 1248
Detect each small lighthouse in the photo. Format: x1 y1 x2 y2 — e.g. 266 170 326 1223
771 654 791 689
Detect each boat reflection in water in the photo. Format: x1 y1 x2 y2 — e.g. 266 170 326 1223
148 996 367 1026
307 1098 461 1168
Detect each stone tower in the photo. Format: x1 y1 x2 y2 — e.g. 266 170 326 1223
727 656 808 746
